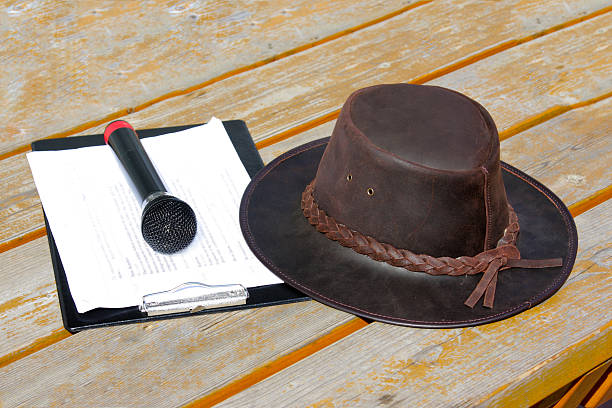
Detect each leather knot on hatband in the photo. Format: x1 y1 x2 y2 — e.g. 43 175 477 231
301 181 563 308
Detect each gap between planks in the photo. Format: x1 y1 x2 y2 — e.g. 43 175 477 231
1 0 610 382
0 228 47 254
2 89 610 256
0 328 69 370
0 0 433 163
0 89 610 369
551 358 612 408
475 320 612 407
255 6 612 150
570 185 612 218
181 192 612 408
1 187 607 396
1 3 610 162
183 318 369 408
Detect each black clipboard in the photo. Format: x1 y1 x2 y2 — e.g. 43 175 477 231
32 120 308 333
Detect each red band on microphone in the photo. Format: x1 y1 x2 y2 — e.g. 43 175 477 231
104 120 134 144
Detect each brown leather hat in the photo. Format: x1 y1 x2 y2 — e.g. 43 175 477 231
240 84 577 327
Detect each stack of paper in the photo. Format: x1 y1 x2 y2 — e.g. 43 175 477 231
27 118 281 313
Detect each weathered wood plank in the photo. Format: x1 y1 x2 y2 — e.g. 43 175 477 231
2 198 608 407
260 96 612 209
260 121 335 164
212 198 612 408
1 4 611 406
500 97 612 208
2 0 610 246
77 0 611 141
1 90 610 408
553 359 612 408
584 362 612 408
1 0 611 380
0 237 64 366
0 154 45 245
0 0 417 155
0 301 354 407
428 24 612 136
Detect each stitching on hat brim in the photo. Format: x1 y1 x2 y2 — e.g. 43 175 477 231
239 140 577 327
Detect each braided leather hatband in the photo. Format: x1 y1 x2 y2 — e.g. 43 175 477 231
301 181 562 308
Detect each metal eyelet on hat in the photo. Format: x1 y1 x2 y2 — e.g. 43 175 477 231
346 174 352 181
367 188 374 196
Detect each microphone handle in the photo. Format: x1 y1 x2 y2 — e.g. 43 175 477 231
105 123 167 204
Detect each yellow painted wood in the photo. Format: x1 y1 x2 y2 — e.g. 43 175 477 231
1 2 608 363
429 19 612 135
259 121 335 164
210 198 612 407
585 364 612 408
554 359 612 408
2 0 610 248
182 317 368 408
0 154 44 245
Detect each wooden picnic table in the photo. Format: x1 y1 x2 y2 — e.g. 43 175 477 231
0 1 610 406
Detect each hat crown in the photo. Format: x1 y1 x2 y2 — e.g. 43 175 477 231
312 84 510 257
351 84 494 171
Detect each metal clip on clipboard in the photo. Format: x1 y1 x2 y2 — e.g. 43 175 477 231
139 282 249 316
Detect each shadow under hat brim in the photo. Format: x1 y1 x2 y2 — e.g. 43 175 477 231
240 138 577 328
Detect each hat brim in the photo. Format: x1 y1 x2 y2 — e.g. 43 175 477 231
240 138 577 328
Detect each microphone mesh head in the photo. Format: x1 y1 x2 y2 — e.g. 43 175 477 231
141 196 197 254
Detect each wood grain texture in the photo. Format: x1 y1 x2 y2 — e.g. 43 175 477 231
258 95 612 211
428 20 612 136
2 0 610 247
1 93 611 407
212 198 612 408
74 0 611 140
553 359 612 408
0 153 44 245
185 317 368 408
1 0 612 380
500 97 612 209
1 2 611 406
0 237 65 367
0 0 418 155
0 301 354 407
585 363 612 408
259 121 335 164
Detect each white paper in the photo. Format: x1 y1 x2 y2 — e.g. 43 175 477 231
27 118 281 312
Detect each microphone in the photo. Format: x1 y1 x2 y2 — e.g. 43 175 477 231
104 120 197 254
